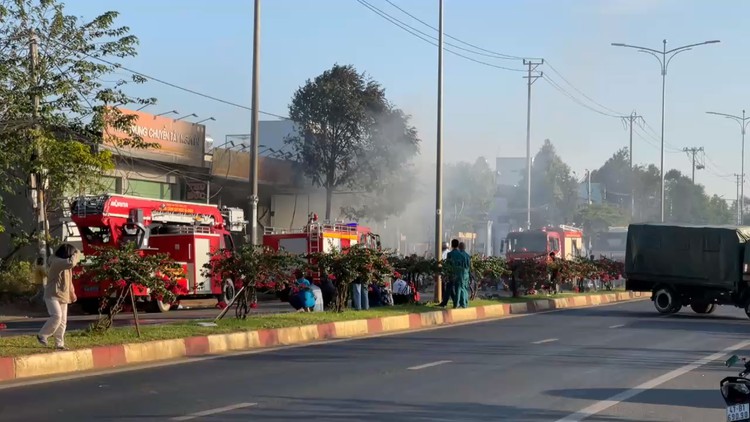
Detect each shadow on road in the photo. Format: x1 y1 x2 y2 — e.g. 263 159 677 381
545 387 721 410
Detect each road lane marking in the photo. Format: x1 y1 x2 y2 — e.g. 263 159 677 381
532 338 558 344
0 299 647 390
171 402 257 421
408 360 452 370
609 324 625 328
554 339 750 422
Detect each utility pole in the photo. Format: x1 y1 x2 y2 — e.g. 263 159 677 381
248 0 260 245
706 110 750 225
433 0 444 304
736 174 743 224
29 31 49 270
620 112 643 217
682 146 704 184
586 170 592 205
523 59 543 230
613 39 720 222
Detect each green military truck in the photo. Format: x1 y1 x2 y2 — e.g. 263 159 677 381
625 223 750 317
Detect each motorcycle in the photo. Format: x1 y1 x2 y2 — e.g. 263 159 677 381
722 355 750 421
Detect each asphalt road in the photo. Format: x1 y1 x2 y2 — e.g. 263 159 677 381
0 300 293 337
1 299 748 421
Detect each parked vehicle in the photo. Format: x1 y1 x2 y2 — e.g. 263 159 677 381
503 225 585 263
625 223 750 317
263 213 381 282
70 194 247 313
722 355 750 421
591 226 627 262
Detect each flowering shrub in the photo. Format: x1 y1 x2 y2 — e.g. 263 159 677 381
203 244 301 319
469 255 510 299
310 244 392 312
511 256 626 295
78 242 185 332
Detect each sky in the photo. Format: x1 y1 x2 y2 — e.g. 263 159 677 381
64 0 750 201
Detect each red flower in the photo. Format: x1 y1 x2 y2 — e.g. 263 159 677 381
155 294 164 302
114 279 127 289
250 302 258 309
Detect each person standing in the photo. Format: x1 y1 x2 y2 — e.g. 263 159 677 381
445 241 469 308
438 240 459 307
38 244 80 350
351 277 369 310
456 242 471 308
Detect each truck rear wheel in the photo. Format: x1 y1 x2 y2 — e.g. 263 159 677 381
654 287 680 314
690 303 716 314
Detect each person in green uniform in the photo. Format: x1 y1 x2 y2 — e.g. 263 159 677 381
446 239 470 308
458 242 471 307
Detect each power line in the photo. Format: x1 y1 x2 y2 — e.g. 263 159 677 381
545 61 625 117
542 74 619 117
355 0 526 72
39 36 291 120
382 0 531 61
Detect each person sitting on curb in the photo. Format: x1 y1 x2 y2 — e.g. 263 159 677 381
293 270 316 312
392 272 411 305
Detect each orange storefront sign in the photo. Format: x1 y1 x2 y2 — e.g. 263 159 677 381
105 109 206 167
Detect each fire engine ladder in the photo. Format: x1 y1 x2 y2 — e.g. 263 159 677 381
308 223 323 282
308 223 322 254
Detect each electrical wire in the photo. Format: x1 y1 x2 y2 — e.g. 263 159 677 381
382 0 532 61
355 0 526 72
39 36 291 120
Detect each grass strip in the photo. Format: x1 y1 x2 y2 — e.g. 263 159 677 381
0 290 625 357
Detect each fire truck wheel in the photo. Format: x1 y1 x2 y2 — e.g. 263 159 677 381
146 298 173 313
216 280 236 305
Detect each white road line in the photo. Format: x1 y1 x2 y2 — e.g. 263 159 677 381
532 338 558 344
171 402 257 421
554 339 750 422
408 360 452 370
609 324 625 329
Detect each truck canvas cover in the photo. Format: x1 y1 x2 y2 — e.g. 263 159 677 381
625 223 750 290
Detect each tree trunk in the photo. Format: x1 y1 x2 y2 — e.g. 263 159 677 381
325 187 333 221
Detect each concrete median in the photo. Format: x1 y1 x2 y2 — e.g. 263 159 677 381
0 291 646 383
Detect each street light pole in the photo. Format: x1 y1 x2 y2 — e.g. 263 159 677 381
612 39 720 222
706 110 750 224
249 0 261 245
433 0 444 304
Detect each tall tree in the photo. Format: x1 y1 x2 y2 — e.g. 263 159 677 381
513 139 579 227
0 0 153 261
286 64 419 220
444 157 495 235
590 148 631 208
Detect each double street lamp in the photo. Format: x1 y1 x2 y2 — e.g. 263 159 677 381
611 39 720 222
706 110 750 224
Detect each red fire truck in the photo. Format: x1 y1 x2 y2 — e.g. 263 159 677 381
504 225 585 262
263 213 381 277
70 194 247 313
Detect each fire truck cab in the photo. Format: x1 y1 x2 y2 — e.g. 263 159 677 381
503 225 585 262
70 194 247 313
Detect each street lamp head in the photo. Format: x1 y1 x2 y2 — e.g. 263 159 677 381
611 43 626 47
705 40 721 44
